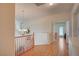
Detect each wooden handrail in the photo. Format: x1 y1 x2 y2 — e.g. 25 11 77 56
15 35 32 38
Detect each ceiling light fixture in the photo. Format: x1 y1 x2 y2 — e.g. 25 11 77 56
49 3 54 6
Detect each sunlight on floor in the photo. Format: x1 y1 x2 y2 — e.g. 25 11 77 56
59 38 64 50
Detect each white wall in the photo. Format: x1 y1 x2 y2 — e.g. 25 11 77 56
76 13 79 38
0 4 15 56
71 12 79 55
69 8 79 55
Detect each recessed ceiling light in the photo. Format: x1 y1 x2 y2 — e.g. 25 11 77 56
49 3 54 6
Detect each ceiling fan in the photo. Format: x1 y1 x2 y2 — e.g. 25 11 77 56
35 3 45 6
34 3 54 6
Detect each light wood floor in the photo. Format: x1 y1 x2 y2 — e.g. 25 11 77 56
20 38 69 56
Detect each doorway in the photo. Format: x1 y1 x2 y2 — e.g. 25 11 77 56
54 22 66 38
58 25 65 37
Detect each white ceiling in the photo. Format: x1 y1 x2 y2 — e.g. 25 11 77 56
15 3 74 21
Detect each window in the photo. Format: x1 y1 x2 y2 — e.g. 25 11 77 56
59 26 64 36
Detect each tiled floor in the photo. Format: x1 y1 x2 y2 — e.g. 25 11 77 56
20 38 69 56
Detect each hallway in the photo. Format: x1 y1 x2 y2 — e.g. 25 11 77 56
15 3 79 56
20 38 68 56
0 3 79 57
